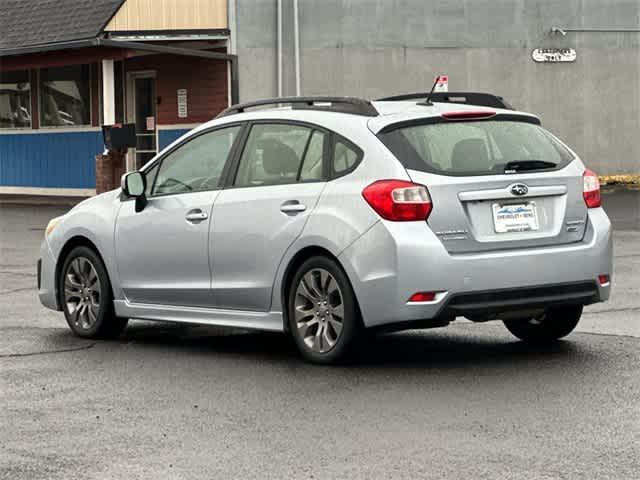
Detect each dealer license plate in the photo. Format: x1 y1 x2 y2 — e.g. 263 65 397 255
492 202 539 233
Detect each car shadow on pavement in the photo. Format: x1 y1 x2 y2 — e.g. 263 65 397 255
110 321 595 372
352 329 586 369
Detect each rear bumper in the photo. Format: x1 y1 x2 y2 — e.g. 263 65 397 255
441 281 599 318
339 207 613 328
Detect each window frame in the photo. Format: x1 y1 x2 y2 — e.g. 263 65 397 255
0 69 33 130
137 122 247 199
37 64 93 130
297 129 328 183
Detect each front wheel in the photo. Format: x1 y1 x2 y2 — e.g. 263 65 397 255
503 305 583 344
288 256 360 364
59 246 128 339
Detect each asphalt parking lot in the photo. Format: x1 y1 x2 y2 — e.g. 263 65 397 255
1 189 639 479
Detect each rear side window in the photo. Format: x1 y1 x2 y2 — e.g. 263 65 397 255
299 130 326 181
234 123 328 187
235 124 311 187
333 139 359 174
378 120 574 175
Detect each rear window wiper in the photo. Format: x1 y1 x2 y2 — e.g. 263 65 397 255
503 160 557 173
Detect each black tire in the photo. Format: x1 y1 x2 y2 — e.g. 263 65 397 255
59 246 128 339
503 305 582 344
287 256 361 364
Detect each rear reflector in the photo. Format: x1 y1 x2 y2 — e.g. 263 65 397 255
362 180 432 221
441 110 497 120
583 169 601 208
598 274 610 286
408 292 437 302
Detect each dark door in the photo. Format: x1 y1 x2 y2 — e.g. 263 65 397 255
133 76 157 169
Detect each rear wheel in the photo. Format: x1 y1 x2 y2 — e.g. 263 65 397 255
288 256 360 364
60 246 128 339
503 305 582 343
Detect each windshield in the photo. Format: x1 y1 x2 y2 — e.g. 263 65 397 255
378 120 574 175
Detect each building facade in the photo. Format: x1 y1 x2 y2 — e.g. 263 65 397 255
1 0 233 195
2 0 639 195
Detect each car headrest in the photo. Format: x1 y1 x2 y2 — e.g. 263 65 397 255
259 139 300 176
451 138 489 172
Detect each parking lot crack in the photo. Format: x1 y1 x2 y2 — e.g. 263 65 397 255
587 306 640 314
0 270 36 277
0 287 34 295
0 343 95 359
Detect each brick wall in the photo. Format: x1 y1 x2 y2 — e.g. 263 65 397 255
96 151 125 194
125 52 229 125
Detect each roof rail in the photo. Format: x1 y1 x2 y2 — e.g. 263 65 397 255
217 96 379 118
377 92 513 110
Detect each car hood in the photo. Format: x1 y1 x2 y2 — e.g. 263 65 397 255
69 188 122 214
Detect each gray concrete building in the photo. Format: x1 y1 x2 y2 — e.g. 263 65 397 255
231 0 640 174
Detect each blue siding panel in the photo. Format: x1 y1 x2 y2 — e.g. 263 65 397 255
0 130 103 188
158 129 192 151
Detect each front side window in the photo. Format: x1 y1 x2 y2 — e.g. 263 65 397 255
144 162 159 197
234 124 317 187
0 70 31 129
152 126 240 196
40 65 90 127
379 120 574 175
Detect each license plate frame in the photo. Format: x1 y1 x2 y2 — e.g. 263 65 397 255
492 201 540 233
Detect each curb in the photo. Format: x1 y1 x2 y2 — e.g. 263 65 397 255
0 195 86 206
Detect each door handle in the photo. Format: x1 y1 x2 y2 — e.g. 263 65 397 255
280 201 307 214
185 210 208 222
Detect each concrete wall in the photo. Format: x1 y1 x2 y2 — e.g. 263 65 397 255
235 0 640 174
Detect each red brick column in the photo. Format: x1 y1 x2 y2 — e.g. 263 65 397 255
95 151 126 194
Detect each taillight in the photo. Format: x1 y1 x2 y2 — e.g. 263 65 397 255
362 180 432 221
583 169 601 208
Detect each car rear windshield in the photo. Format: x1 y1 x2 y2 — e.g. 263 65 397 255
378 120 574 176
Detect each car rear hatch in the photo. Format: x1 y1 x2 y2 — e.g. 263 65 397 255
376 111 589 254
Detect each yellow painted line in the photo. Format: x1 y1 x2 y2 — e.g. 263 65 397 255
599 175 640 186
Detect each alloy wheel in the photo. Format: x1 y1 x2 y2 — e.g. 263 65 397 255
294 268 345 353
64 257 101 331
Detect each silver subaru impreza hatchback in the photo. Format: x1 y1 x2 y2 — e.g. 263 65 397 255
38 92 612 364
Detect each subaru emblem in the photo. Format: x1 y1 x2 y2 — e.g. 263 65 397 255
510 184 529 196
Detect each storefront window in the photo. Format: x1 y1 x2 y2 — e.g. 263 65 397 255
0 70 32 129
40 65 90 127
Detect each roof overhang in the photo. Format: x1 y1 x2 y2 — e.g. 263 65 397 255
105 28 230 42
0 37 233 60
0 38 239 103
0 38 101 57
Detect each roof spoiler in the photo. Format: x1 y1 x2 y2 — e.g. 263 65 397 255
377 92 513 110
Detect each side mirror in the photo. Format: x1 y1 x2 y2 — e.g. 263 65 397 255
121 172 148 212
121 171 145 197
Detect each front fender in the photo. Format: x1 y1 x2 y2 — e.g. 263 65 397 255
48 190 124 299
